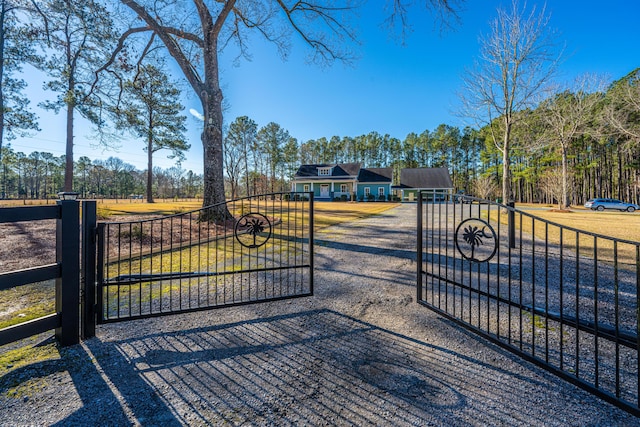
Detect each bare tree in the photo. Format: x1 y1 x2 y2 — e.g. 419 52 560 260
472 174 497 200
460 0 561 204
539 167 571 210
223 124 244 200
105 0 460 220
605 68 640 146
538 75 605 208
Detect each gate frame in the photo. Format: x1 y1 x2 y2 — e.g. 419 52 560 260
83 192 314 330
417 190 640 417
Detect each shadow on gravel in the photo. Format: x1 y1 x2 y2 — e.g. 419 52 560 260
315 238 416 260
0 337 181 426
73 309 589 425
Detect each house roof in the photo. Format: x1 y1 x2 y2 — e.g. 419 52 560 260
399 167 453 189
357 167 392 183
294 163 361 178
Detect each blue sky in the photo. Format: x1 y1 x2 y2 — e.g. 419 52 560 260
11 0 640 173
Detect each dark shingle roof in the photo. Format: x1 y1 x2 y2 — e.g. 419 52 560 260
294 163 361 178
334 163 361 176
399 167 453 189
357 168 392 183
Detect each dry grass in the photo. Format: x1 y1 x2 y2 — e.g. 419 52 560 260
519 206 640 243
99 200 398 228
98 200 202 217
490 206 640 267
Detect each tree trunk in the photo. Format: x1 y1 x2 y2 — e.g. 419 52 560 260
502 121 513 203
64 97 74 192
244 142 250 197
200 84 232 222
561 145 569 208
146 138 154 203
0 2 6 191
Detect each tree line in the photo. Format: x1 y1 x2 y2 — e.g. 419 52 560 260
0 146 202 200
2 1 639 208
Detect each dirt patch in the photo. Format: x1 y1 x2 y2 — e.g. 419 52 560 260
0 220 56 274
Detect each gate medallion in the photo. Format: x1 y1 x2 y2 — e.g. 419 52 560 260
454 218 497 263
235 212 272 248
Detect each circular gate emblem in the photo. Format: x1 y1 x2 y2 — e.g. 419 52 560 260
235 213 272 248
454 218 498 263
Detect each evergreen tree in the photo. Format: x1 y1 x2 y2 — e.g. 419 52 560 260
36 0 117 191
225 116 257 197
258 122 290 193
116 64 189 203
0 0 40 186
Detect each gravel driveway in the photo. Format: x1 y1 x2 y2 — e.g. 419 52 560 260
1 203 638 426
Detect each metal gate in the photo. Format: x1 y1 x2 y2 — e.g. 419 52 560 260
417 190 640 417
93 192 313 324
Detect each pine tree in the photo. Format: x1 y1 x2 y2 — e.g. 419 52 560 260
117 64 189 203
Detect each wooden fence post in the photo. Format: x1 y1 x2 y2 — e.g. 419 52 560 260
56 200 80 346
82 201 97 339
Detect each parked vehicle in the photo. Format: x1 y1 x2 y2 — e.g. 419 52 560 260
584 198 640 212
454 191 474 204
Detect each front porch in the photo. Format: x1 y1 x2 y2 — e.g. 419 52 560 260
292 181 357 201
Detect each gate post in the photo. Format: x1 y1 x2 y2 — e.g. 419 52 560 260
417 191 423 302
82 201 97 338
56 200 80 346
507 201 516 249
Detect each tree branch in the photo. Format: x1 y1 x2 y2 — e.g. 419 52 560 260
274 0 357 62
120 0 205 96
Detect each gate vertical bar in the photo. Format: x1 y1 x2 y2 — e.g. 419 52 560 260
55 199 80 346
309 192 314 295
96 223 105 324
508 201 515 248
82 201 97 338
417 191 423 302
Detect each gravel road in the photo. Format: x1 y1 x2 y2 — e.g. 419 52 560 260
1 203 638 426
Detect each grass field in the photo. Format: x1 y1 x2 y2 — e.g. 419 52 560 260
517 205 640 243
0 198 399 226
96 199 400 230
488 204 640 267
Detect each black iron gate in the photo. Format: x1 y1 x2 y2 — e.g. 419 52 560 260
92 192 313 324
417 191 640 417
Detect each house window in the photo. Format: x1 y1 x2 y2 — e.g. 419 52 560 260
378 187 385 197
364 187 370 196
303 184 309 192
340 184 348 193
318 167 331 176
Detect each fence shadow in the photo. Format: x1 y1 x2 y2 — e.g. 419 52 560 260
46 309 631 425
3 308 634 424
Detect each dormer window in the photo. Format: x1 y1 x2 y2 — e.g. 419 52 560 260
318 167 332 176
